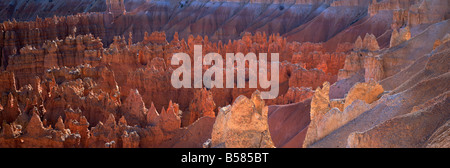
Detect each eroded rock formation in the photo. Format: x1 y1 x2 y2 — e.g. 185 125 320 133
0 0 449 148
305 20 450 148
210 91 274 148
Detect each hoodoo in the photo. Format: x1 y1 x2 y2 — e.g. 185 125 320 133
0 0 448 149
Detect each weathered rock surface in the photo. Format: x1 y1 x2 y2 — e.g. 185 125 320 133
211 91 274 148
390 26 411 47
426 120 450 148
347 91 450 148
0 0 449 148
268 99 312 148
120 89 148 127
303 80 383 147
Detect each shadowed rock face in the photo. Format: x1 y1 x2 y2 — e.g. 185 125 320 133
0 0 399 61
211 91 274 148
0 0 449 148
268 99 311 148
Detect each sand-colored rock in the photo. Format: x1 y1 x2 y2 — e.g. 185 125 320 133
426 120 450 148
308 21 450 147
303 79 383 147
343 79 384 109
106 0 126 17
211 91 274 148
364 55 384 82
347 91 450 148
338 52 365 80
182 88 216 127
368 0 419 17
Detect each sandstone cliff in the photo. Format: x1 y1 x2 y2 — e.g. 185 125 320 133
210 91 274 148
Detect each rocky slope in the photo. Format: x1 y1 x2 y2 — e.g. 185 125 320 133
304 19 450 148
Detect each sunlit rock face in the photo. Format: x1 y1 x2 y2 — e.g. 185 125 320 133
0 0 448 148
